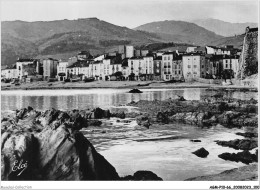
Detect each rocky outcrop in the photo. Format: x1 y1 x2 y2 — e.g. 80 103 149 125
192 148 209 158
190 139 201 142
215 139 258 150
93 108 111 119
156 112 169 124
1 107 120 181
129 89 143 93
218 150 258 164
121 171 163 181
111 112 125 119
186 164 258 181
127 97 258 128
136 114 151 128
236 132 258 138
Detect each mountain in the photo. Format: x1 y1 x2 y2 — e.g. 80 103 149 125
1 18 165 66
192 18 258 37
134 20 223 45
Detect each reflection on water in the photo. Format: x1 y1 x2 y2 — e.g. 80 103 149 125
1 88 258 112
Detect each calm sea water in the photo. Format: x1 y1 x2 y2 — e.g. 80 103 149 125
1 88 257 111
1 88 258 180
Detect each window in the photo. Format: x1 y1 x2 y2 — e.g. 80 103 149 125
157 63 159 67
168 57 170 60
194 65 197 68
175 65 177 69
202 65 204 68
193 72 197 74
166 75 169 79
179 70 181 74
226 60 228 63
156 69 159 73
226 64 228 68
164 57 166 60
175 71 177 74
188 65 191 68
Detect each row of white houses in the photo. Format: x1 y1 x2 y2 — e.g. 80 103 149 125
2 49 240 82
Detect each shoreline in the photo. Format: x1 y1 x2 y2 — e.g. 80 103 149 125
1 81 258 91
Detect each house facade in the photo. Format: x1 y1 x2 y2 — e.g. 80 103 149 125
57 62 68 81
16 59 40 80
162 52 174 81
153 56 162 80
1 65 17 79
182 53 205 80
43 58 58 80
172 55 183 80
128 57 144 80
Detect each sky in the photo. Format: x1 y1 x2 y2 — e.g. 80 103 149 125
0 0 258 28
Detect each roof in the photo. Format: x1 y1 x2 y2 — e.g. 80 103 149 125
209 54 239 61
104 55 116 60
195 46 206 52
17 58 36 62
154 56 162 61
143 53 154 57
162 51 175 55
67 60 90 68
93 61 102 64
43 58 58 61
129 56 143 60
160 46 188 52
77 51 93 59
182 53 204 56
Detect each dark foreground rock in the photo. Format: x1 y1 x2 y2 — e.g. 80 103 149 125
129 89 143 93
218 150 258 164
1 107 163 181
1 107 119 181
121 171 163 181
192 147 209 158
186 164 258 181
215 139 258 150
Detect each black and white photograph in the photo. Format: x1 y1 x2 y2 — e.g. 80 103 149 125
0 0 259 189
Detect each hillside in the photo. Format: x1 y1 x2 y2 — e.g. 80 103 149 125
210 34 245 49
134 20 223 45
1 18 165 66
192 18 257 37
